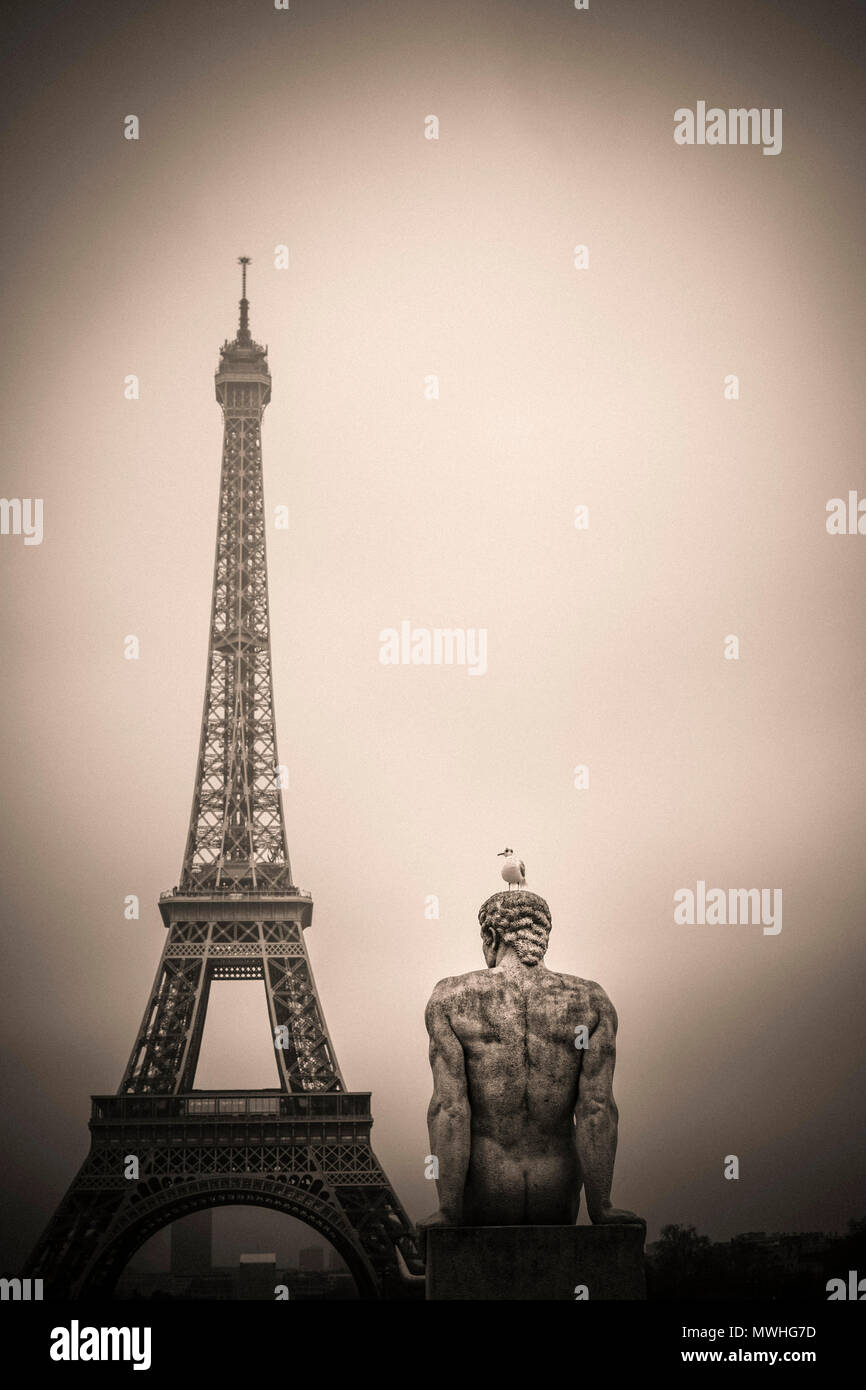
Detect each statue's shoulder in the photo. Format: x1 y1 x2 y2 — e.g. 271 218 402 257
427 970 488 1003
425 970 489 1019
548 971 615 1014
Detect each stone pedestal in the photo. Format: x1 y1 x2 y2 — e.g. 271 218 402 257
426 1224 646 1300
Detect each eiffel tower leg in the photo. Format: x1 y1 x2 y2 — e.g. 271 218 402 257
24 1154 132 1299
330 1176 424 1290
265 947 345 1093
120 931 207 1094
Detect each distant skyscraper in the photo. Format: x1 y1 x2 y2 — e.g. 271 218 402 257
171 1209 213 1277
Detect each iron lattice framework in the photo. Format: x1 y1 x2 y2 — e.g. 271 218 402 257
120 909 344 1096
182 281 290 893
24 264 422 1297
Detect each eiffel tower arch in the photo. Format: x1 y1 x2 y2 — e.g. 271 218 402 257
75 1178 383 1300
24 262 422 1298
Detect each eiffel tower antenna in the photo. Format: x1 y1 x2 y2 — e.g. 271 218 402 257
24 262 422 1298
238 254 251 342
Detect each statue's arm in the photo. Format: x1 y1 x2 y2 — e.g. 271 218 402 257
575 991 643 1227
423 982 470 1225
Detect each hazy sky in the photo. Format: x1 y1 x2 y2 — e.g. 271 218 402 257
1 0 864 1273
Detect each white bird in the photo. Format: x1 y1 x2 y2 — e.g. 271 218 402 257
497 847 525 889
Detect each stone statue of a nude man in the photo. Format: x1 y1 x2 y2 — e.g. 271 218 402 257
418 890 643 1246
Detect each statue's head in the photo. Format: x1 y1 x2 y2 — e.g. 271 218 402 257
478 890 552 968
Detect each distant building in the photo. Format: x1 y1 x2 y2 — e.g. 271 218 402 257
171 1210 213 1277
299 1246 324 1272
239 1254 277 1300
328 1248 346 1272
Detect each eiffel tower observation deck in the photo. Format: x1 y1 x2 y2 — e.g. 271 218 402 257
24 261 422 1298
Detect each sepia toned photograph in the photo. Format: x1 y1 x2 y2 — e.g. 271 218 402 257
1 0 863 1369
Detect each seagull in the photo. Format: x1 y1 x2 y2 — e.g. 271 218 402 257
497 848 526 890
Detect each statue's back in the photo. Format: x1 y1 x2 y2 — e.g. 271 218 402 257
440 965 606 1223
420 888 641 1235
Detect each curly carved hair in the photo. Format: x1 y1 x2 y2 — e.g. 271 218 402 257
478 890 552 968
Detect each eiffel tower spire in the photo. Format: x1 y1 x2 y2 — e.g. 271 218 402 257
181 256 292 893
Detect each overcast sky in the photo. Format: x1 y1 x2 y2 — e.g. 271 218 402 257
1 0 864 1274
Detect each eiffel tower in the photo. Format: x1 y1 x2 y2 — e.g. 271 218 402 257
25 260 422 1299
